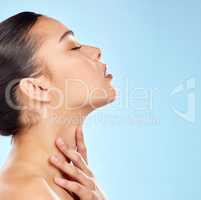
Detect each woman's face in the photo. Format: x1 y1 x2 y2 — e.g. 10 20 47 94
32 16 116 111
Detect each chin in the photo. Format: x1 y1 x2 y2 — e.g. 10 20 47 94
106 86 117 103
90 86 117 109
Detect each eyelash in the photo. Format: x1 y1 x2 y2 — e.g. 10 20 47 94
71 45 82 51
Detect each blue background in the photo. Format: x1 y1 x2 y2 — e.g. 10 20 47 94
0 1 200 200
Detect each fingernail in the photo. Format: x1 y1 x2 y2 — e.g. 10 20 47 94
57 137 65 145
51 155 59 162
54 177 67 185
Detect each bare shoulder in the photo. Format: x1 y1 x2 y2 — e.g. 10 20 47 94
0 174 61 200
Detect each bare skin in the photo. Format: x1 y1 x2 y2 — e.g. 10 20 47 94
0 128 107 200
0 15 116 199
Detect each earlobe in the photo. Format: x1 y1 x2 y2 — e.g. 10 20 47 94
19 78 51 103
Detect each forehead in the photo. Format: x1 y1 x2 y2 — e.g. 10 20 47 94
31 16 70 41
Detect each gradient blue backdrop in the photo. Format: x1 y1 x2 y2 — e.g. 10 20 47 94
0 1 200 200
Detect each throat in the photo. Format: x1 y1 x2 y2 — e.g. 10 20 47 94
10 124 79 182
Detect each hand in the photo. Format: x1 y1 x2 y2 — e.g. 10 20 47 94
49 127 108 200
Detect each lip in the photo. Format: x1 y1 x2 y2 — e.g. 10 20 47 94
103 64 107 76
105 73 113 78
103 64 113 78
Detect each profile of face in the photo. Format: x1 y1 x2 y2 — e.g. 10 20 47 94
20 16 117 116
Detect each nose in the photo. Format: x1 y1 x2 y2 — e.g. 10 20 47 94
81 45 102 61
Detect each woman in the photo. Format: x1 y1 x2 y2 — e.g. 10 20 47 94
0 12 116 199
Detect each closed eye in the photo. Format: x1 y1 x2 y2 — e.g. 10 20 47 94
71 45 82 50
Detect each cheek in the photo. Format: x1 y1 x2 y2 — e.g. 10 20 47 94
59 54 103 89
46 54 106 108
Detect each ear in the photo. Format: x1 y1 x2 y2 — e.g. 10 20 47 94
19 77 51 103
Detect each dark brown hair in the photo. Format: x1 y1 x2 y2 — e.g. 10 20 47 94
0 11 42 136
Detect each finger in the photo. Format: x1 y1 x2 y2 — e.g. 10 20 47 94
50 155 94 189
76 127 88 164
56 138 93 177
54 178 95 200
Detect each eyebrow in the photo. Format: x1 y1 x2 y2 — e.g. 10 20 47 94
59 30 74 42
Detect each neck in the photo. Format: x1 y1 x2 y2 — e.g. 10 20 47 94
8 108 91 183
